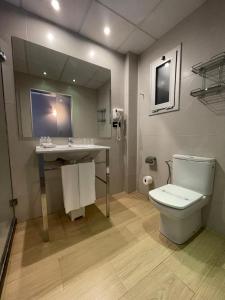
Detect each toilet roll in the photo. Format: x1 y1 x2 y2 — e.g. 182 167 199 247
143 175 153 185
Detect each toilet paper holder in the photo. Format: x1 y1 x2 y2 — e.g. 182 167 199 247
145 156 157 167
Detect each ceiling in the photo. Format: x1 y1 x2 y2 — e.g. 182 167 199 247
6 0 206 54
12 37 111 89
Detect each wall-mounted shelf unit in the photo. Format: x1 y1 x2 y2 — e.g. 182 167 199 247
190 52 225 109
97 108 106 123
192 52 225 82
190 84 225 98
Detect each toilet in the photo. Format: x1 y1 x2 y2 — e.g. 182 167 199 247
149 154 216 244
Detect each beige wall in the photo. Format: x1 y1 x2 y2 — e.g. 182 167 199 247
138 0 225 236
0 1 125 221
15 72 98 138
97 81 111 138
124 53 138 193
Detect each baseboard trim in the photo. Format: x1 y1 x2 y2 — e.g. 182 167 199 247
0 217 17 296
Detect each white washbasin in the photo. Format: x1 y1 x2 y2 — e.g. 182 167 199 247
35 144 110 154
70 144 103 149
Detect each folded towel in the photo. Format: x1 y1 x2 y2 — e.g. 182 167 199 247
79 161 96 207
61 164 80 214
42 143 56 148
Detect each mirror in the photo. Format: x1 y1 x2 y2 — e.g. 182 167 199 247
12 37 111 138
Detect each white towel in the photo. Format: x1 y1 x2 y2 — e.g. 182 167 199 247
61 164 80 214
79 161 96 207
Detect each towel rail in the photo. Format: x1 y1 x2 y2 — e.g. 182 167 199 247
37 148 110 242
96 175 107 184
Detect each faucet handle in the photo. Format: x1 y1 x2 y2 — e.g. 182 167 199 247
68 137 74 146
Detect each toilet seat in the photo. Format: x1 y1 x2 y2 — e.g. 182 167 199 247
149 184 203 210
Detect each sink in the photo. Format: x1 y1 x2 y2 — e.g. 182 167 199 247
35 144 110 161
69 144 101 149
36 144 110 153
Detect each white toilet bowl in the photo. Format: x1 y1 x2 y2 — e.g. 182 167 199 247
149 184 208 244
149 154 215 244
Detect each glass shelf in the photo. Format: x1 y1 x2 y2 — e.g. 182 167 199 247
190 84 225 98
192 52 225 75
192 53 225 85
191 52 225 106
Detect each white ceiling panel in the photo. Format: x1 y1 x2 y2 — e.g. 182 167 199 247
61 56 98 86
86 79 104 89
98 0 160 25
26 42 67 80
140 0 206 38
21 0 92 32
5 0 207 54
118 29 155 54
80 1 134 50
94 68 110 82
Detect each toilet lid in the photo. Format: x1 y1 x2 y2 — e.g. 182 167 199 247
149 184 203 209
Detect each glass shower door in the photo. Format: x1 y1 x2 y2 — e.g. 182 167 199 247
0 60 14 282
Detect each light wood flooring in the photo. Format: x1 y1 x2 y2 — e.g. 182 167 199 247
2 192 225 300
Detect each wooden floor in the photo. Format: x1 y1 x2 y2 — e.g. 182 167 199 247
2 192 225 300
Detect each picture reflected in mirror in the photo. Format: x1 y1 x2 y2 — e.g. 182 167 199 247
31 89 72 137
12 37 111 138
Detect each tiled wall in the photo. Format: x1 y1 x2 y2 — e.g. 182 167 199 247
138 0 225 236
0 1 126 221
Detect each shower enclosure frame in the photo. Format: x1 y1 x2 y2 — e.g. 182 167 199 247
0 51 17 295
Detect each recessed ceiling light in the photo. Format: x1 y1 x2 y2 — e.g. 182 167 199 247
73 79 76 83
43 71 47 76
51 0 60 11
103 26 111 36
47 32 54 41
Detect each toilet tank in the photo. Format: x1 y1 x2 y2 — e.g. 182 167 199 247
172 154 216 195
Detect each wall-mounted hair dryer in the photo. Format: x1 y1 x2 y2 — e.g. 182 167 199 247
112 108 124 141
0 49 6 62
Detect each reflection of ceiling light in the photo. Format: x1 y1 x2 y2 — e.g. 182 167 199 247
51 0 60 11
47 32 54 41
52 108 57 117
158 80 165 88
164 62 170 68
103 26 111 36
89 50 95 58
73 79 76 83
43 71 47 76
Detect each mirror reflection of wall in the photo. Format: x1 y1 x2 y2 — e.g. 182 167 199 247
12 37 112 139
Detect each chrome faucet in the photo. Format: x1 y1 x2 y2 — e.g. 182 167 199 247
68 137 74 147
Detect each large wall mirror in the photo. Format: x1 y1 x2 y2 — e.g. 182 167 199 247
12 37 112 138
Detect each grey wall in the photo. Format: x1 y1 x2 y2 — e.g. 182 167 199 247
124 53 138 193
15 72 98 138
97 81 111 138
0 1 125 221
0 63 13 257
138 0 225 236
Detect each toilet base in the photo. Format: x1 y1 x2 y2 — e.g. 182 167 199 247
159 210 202 244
